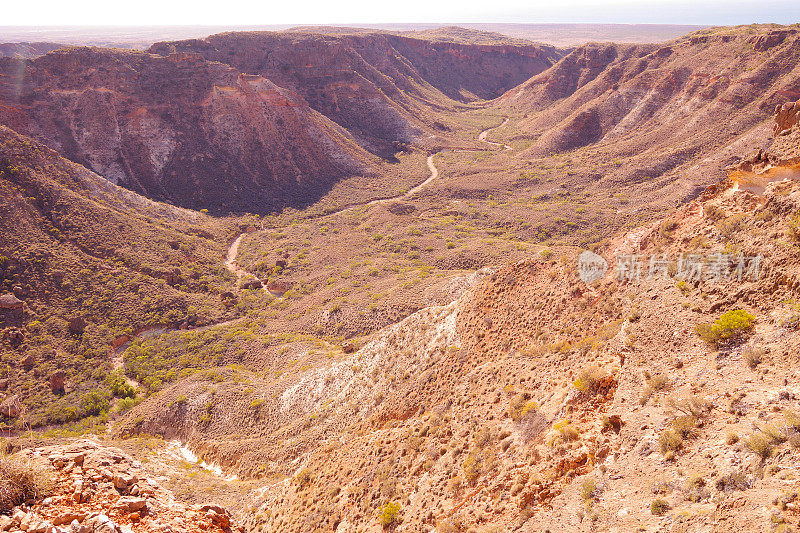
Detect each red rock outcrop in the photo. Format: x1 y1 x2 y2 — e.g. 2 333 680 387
775 100 800 135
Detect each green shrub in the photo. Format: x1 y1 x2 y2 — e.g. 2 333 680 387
581 478 597 501
745 433 775 460
379 501 402 528
659 430 683 454
463 452 481 484
671 415 698 439
651 498 670 516
788 213 800 242
507 394 538 422
113 396 143 414
696 310 755 346
250 398 265 409
80 390 111 417
105 370 135 399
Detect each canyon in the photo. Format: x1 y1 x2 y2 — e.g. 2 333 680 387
2 22 800 533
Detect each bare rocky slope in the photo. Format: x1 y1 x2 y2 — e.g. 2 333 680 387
0 47 372 213
497 26 800 209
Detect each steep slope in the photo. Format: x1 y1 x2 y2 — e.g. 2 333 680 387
148 30 560 156
0 125 238 430
108 100 800 532
0 46 372 213
498 26 800 203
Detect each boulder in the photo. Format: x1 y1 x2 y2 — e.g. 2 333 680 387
68 317 87 335
240 278 262 290
114 497 147 513
112 473 137 491
85 514 117 533
342 341 357 354
4 327 25 347
53 513 85 526
200 505 231 528
0 394 22 418
266 279 293 296
49 370 67 394
19 352 35 369
0 293 23 310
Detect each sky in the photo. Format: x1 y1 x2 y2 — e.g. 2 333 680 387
2 0 799 26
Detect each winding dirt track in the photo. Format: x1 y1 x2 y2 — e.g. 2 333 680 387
108 118 512 367
225 118 511 279
105 117 512 470
478 117 512 150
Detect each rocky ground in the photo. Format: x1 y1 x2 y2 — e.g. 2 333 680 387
1 440 238 533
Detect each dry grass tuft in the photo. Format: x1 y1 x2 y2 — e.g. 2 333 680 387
0 455 55 512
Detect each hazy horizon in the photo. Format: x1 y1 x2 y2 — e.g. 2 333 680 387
2 0 799 27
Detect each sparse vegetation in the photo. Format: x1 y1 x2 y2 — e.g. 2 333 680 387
745 432 776 460
742 346 764 368
640 371 669 405
581 477 598 501
507 394 539 422
659 429 684 454
573 365 606 394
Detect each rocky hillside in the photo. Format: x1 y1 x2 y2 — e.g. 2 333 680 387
102 97 800 532
6 24 800 533
0 46 373 213
0 125 239 430
498 26 800 203
148 30 561 157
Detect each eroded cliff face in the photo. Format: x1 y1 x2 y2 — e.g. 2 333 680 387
0 47 370 213
148 31 560 156
499 28 800 193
